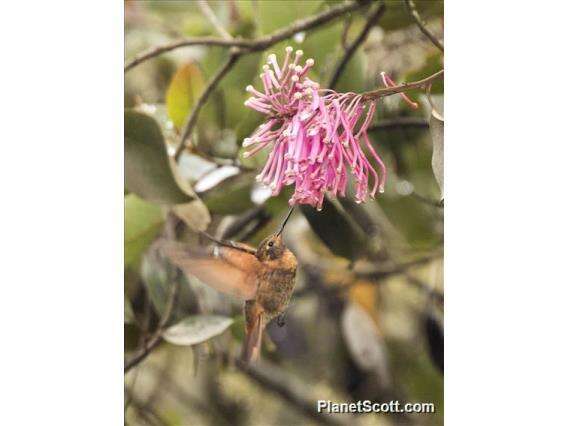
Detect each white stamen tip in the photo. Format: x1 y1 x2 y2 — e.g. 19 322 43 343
379 186 385 193
243 151 251 158
259 73 264 79
246 85 254 92
293 92 302 99
243 138 253 147
291 75 299 82
262 64 269 71
268 53 276 62
285 46 293 53
294 65 302 73
296 50 303 56
306 58 314 66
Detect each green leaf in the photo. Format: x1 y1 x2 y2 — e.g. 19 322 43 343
125 110 193 204
300 199 367 260
341 302 390 380
258 1 317 35
172 199 211 232
124 194 163 268
140 245 197 320
202 172 255 215
166 62 205 129
381 0 443 32
333 50 366 93
430 114 443 197
163 315 234 346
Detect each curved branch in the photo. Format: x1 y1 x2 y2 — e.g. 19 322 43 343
361 69 444 101
403 0 444 52
125 0 367 73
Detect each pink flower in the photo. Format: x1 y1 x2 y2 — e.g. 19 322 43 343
243 48 388 210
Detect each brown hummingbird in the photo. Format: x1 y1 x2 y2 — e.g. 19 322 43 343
160 208 297 364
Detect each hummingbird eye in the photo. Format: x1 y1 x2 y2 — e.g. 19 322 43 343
268 241 274 247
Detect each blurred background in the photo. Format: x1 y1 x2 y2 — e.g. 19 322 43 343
124 1 443 425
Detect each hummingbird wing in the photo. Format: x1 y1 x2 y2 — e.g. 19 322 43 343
159 240 261 300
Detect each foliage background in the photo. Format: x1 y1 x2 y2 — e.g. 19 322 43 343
124 1 443 425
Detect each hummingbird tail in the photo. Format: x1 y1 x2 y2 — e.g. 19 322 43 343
241 313 264 364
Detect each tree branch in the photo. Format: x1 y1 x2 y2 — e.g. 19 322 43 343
403 0 444 52
125 0 367 73
361 69 444 101
328 1 386 89
124 281 179 373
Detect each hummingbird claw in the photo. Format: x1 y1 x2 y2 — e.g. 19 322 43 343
276 314 286 327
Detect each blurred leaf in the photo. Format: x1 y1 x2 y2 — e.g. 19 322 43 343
430 114 443 197
424 309 444 373
334 50 366 93
341 302 391 385
166 62 205 129
141 243 197 320
257 1 342 81
124 297 136 324
125 324 141 352
230 314 246 342
163 315 234 346
125 110 193 204
257 1 316 34
172 199 211 232
426 94 444 197
381 0 443 32
124 194 163 268
348 280 380 325
202 172 255 215
300 199 367 260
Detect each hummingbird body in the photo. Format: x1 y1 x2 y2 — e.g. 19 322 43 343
161 213 297 364
242 242 297 362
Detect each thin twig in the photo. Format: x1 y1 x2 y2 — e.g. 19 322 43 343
124 281 179 373
361 69 444 101
174 53 241 161
198 0 233 40
124 0 367 72
328 2 386 89
403 0 444 52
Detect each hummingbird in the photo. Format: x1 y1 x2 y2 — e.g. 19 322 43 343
160 208 297 364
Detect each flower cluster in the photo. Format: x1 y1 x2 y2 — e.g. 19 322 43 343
243 47 387 210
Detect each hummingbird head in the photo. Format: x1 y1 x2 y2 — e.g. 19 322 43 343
256 233 287 261
256 207 294 261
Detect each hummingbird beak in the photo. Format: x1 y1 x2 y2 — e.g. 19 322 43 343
276 207 294 237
